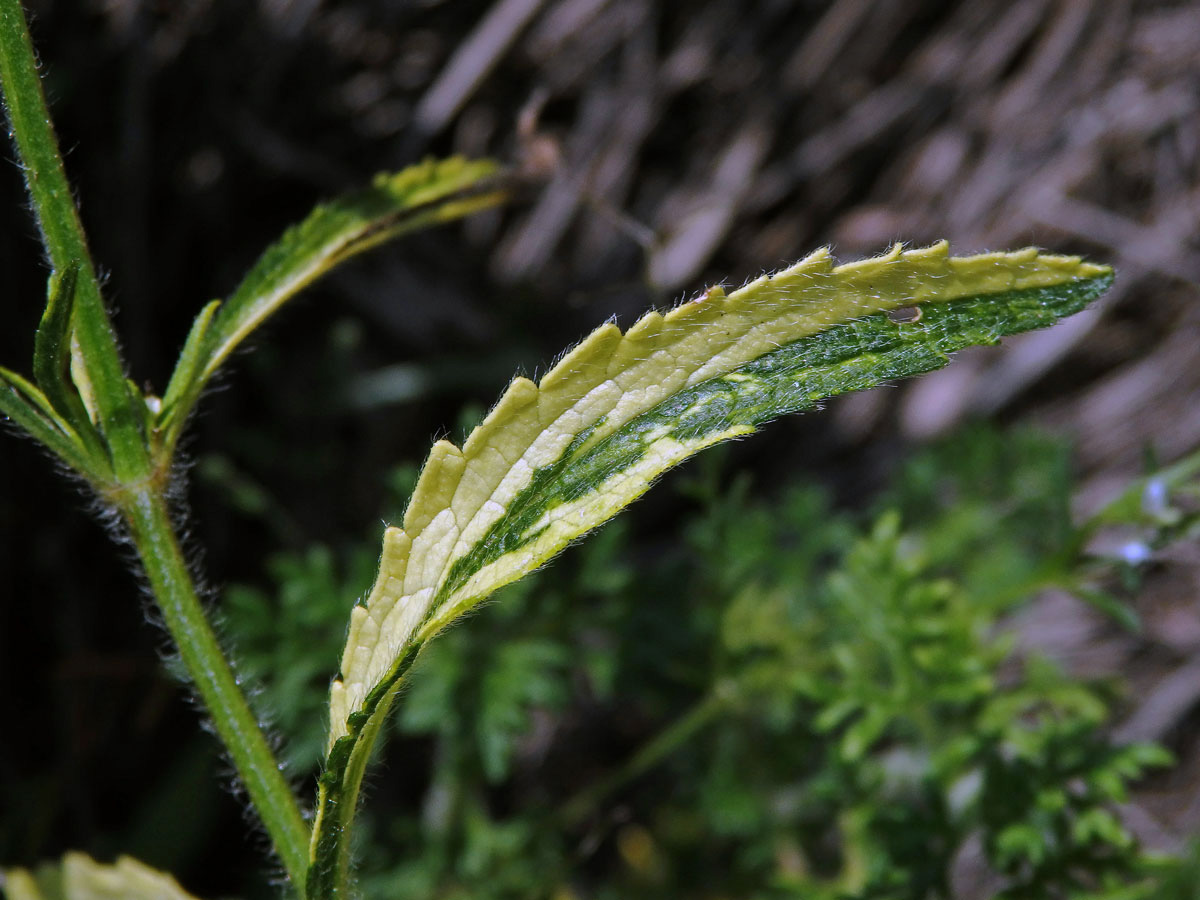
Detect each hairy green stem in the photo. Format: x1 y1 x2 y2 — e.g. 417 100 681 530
121 488 311 889
560 690 730 826
1 1 308 877
0 0 148 478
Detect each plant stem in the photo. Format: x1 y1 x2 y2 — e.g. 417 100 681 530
2 0 310 881
0 0 148 479
121 487 311 889
559 690 730 827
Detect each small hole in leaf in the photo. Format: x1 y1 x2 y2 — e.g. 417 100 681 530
888 306 922 324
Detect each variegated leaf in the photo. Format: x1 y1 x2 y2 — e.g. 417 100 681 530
308 241 1112 895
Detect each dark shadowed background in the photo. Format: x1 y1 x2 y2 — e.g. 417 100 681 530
1 0 1198 896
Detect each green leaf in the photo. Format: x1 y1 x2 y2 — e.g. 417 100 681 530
34 266 81 417
156 299 219 450
840 706 893 762
1072 586 1141 633
1072 808 1131 848
30 264 109 462
163 157 506 445
994 823 1049 868
307 242 1112 895
477 638 570 782
0 364 105 477
1 852 202 900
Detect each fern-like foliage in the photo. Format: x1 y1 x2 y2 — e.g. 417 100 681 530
307 242 1112 894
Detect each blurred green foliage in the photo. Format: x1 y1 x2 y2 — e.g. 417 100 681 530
222 424 1198 899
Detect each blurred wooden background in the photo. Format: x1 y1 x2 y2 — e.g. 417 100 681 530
0 1 1197 893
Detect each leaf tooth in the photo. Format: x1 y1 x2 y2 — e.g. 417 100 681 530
606 311 669 390
333 609 383 733
436 324 645 610
341 604 369 667
445 371 627 586
722 247 834 319
331 530 422 743
328 680 347 737
660 285 732 330
1001 248 1105 286
624 309 665 342
403 440 466 535
799 245 836 269
903 239 950 261
540 321 624 396
359 527 412 622
337 605 377 706
826 242 909 295
371 157 436 192
931 246 1051 300
537 321 623 418
434 375 547 587
377 525 412 582
362 528 415 655
462 376 539 461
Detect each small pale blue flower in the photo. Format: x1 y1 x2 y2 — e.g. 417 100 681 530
1119 541 1153 566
